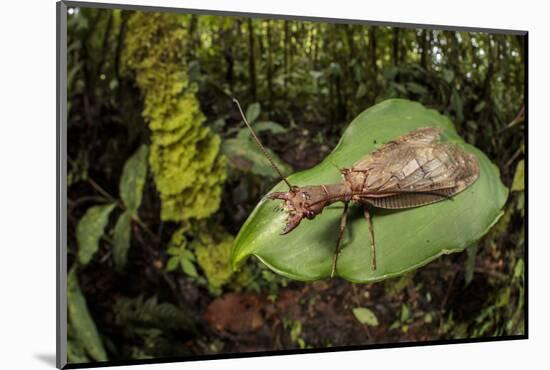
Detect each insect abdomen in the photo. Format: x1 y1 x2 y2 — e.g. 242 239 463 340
363 187 461 209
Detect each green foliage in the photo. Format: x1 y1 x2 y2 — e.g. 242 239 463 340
388 303 415 332
253 121 287 135
400 304 411 323
67 150 88 187
289 320 303 344
114 295 195 332
467 257 524 337
111 145 149 271
222 102 291 178
113 210 132 272
511 160 524 192
384 271 415 296
227 264 256 292
67 268 108 363
166 223 235 291
352 307 379 326
124 12 226 222
113 295 196 359
166 248 198 277
75 145 149 272
222 130 290 178
166 227 199 278
119 145 149 214
165 224 234 291
77 203 116 266
232 99 508 282
196 236 234 289
246 102 261 123
486 203 514 239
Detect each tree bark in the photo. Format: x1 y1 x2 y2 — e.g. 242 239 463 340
420 29 429 69
368 27 378 103
114 11 129 81
223 33 234 86
346 24 356 57
312 24 319 67
188 15 200 58
97 12 113 77
481 34 494 101
266 20 274 108
392 28 400 65
369 27 378 76
247 19 257 101
283 20 289 97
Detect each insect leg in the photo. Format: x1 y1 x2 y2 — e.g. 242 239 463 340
363 207 377 270
331 201 349 278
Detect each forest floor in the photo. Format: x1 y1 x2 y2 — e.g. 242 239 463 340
194 246 512 354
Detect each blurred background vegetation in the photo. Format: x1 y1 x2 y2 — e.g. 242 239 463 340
66 6 525 364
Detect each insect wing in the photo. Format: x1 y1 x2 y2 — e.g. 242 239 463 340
350 127 479 209
352 126 442 171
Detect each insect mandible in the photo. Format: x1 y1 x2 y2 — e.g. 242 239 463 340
233 99 480 278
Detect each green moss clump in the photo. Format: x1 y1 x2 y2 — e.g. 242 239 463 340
124 12 226 221
166 222 234 290
228 265 255 292
196 236 234 289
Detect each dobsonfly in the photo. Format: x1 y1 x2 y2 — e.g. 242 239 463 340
233 99 480 278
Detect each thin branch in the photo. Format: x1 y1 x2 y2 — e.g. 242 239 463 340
114 11 129 81
88 178 117 202
97 12 114 77
505 146 523 168
500 105 525 133
68 195 111 209
134 217 160 243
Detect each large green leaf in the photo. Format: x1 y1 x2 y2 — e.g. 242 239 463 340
119 145 149 214
231 99 508 283
77 203 116 266
67 268 108 362
112 210 132 272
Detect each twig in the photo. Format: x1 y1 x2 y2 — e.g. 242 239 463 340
68 195 111 209
505 146 523 168
438 270 457 333
134 217 160 243
474 267 507 281
499 105 525 133
88 178 117 202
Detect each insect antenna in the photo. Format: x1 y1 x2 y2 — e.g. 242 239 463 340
233 98 293 190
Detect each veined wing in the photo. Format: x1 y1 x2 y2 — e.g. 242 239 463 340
352 126 443 171
347 128 479 209
365 143 477 189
